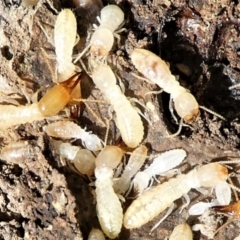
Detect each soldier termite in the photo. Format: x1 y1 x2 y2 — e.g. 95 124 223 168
169 223 193 240
45 120 103 152
90 63 144 148
94 145 124 239
123 162 228 230
0 72 81 130
130 48 225 134
74 4 124 62
133 149 187 194
113 145 148 195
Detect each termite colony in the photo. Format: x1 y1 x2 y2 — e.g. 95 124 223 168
1 0 240 239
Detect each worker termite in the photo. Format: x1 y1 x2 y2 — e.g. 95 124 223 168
113 145 148 195
169 223 193 240
90 63 144 148
0 72 81 130
94 145 124 239
130 48 225 134
88 228 105 240
133 148 187 194
44 120 103 151
74 4 124 62
38 9 80 82
1 141 29 165
51 139 96 177
123 162 228 230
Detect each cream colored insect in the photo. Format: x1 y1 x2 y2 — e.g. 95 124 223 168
123 163 228 229
88 228 105 240
133 149 187 194
169 223 193 240
39 9 80 82
91 63 144 148
95 146 124 239
113 145 148 195
51 139 96 176
45 120 103 151
131 49 225 126
74 4 124 62
0 73 81 130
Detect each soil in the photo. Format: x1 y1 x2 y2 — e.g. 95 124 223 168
0 0 240 239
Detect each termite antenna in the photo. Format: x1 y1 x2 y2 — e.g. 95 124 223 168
227 176 239 201
199 106 226 121
167 118 184 138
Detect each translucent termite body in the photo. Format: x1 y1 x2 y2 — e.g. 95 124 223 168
45 121 103 151
113 145 148 195
54 9 79 81
0 73 81 130
74 5 124 61
130 48 199 123
52 140 96 176
133 149 187 194
169 223 193 240
189 181 231 216
95 146 124 239
1 141 28 165
123 163 228 229
88 228 106 240
91 64 144 148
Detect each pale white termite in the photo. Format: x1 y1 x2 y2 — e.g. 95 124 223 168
169 223 193 240
39 9 80 82
91 63 144 148
0 73 81 130
95 146 124 239
130 49 225 125
113 145 148 195
1 141 29 165
88 228 106 240
123 163 228 229
51 139 96 176
44 120 103 151
188 181 231 216
133 149 187 194
74 4 124 62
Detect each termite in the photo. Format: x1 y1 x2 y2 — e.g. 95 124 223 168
113 145 148 195
0 72 81 130
45 120 103 151
169 223 193 240
39 9 80 82
130 49 225 133
88 228 105 240
133 149 187 194
123 162 228 230
74 4 124 62
51 139 96 177
91 63 144 148
95 145 124 239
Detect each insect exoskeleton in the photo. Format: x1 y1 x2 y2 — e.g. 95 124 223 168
94 146 124 239
0 72 81 129
123 163 228 229
130 48 199 123
91 63 144 148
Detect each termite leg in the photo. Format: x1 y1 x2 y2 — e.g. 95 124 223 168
169 98 178 124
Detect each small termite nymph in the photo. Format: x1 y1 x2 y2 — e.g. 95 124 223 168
123 163 228 230
169 223 193 240
74 4 124 62
0 72 81 130
130 49 225 130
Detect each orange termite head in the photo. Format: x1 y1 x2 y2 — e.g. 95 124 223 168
212 200 240 217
